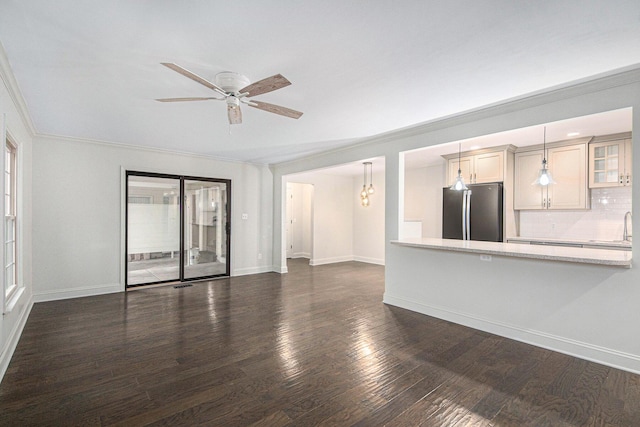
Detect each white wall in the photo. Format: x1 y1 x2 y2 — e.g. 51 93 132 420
353 170 385 265
1 46 34 382
32 135 273 301
404 163 445 237
285 168 386 267
272 66 640 373
285 172 353 266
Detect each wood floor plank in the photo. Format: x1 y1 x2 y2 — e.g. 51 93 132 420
1 259 639 426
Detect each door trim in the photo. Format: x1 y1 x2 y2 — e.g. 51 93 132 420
124 170 231 288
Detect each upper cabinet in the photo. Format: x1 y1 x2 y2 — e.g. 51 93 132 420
445 147 511 186
589 133 632 188
514 140 589 210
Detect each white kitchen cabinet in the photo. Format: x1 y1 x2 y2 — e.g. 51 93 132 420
447 150 504 185
589 138 632 188
514 143 588 210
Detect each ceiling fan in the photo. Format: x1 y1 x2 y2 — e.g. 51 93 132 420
156 63 303 125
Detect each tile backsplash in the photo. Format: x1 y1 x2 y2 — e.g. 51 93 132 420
518 186 632 241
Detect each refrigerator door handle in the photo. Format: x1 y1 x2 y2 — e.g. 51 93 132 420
465 190 472 240
461 190 467 240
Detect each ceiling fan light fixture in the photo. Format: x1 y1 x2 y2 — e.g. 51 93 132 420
157 63 303 125
215 72 250 94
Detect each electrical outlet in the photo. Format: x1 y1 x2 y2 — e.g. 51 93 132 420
241 213 248 220
480 255 492 262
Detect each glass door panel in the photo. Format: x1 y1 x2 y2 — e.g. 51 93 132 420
183 179 229 279
127 175 181 286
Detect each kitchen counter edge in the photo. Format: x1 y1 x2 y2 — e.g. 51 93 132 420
390 238 632 268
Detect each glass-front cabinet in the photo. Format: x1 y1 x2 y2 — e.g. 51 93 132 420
589 135 632 188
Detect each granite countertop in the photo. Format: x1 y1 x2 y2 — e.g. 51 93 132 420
391 237 632 268
506 236 632 250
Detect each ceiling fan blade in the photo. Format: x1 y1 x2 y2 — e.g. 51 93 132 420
227 104 242 124
240 74 291 97
248 101 303 119
155 97 223 102
160 63 227 97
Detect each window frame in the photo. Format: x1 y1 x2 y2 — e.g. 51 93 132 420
3 134 20 312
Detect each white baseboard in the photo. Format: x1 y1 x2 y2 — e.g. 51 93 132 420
292 252 311 259
309 255 354 266
33 283 122 303
353 256 385 266
0 294 33 384
383 293 640 375
232 266 274 276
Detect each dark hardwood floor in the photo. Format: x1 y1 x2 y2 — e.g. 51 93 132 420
1 259 639 426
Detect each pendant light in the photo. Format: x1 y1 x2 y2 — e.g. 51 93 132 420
360 162 374 207
367 162 375 195
449 143 468 191
532 126 556 186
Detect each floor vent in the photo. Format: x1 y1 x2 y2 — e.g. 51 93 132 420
173 284 193 289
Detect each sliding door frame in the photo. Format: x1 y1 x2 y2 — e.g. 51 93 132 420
125 170 231 288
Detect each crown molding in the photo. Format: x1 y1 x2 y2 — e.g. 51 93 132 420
35 132 265 167
272 63 640 171
0 41 37 136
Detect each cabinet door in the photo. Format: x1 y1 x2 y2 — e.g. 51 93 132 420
589 141 624 188
474 151 504 183
548 144 587 209
448 156 473 186
514 151 544 209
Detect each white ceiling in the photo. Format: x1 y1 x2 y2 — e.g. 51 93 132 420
1 1 639 165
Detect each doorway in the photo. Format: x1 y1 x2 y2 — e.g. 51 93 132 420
125 171 231 287
285 182 313 262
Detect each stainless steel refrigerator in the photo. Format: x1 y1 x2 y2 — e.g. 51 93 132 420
442 182 503 242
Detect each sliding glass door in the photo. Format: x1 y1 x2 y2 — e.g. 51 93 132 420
183 179 229 280
126 172 231 287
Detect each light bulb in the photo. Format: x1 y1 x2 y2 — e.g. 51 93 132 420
539 171 550 186
360 185 367 198
361 196 369 207
368 184 375 195
454 180 463 190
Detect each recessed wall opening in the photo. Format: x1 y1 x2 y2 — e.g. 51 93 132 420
400 107 633 245
282 157 386 271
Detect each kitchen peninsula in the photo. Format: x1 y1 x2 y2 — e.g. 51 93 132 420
391 237 632 267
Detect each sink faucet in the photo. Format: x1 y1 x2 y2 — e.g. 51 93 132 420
623 211 632 242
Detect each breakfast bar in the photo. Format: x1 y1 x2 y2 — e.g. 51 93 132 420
391 237 633 268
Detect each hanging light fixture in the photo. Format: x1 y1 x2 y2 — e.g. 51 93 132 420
449 143 468 191
532 126 556 186
360 162 373 206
